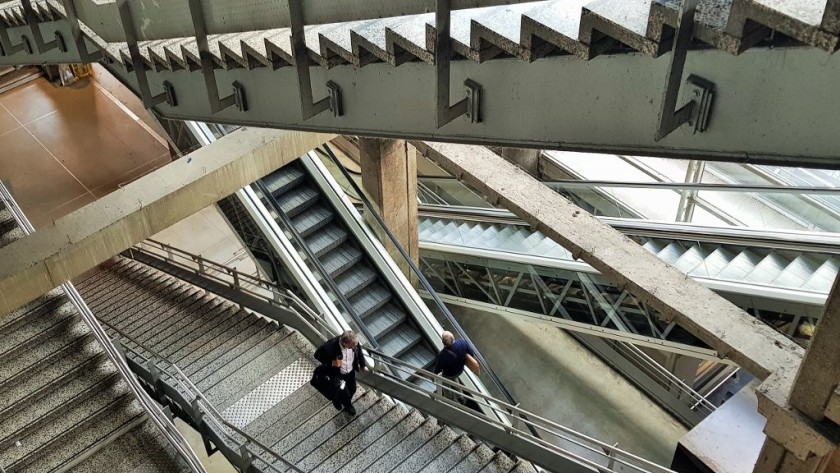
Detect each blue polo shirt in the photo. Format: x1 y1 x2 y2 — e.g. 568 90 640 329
434 339 476 377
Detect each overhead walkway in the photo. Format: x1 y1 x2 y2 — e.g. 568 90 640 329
0 186 197 472
1 1 840 165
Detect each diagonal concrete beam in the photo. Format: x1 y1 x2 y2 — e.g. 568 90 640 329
0 128 335 318
413 141 803 380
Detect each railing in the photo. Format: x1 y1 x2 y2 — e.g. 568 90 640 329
126 239 334 340
364 348 677 473
609 341 716 417
100 319 304 473
252 179 381 349
318 144 542 437
120 237 677 473
0 183 207 473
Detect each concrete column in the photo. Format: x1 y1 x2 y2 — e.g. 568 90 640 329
358 138 419 279
790 273 840 421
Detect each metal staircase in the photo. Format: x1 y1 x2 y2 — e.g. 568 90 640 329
256 161 439 379
0 200 191 473
77 257 538 473
0 0 838 164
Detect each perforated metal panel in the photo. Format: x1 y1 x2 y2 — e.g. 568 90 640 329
223 358 316 428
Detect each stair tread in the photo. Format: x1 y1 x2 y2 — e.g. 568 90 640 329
333 410 428 473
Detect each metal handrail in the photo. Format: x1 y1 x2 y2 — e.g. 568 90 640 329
364 348 676 473
126 239 334 339
320 144 540 435
611 341 715 415
97 318 304 473
0 183 206 473
253 179 381 349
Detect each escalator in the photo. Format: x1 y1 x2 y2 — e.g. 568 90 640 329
254 161 438 377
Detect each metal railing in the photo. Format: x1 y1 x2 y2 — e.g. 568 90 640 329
318 144 542 437
0 183 206 473
121 235 683 473
126 239 334 340
252 179 381 349
364 348 677 473
100 319 304 473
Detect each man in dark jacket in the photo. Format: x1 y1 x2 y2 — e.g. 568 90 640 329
313 330 365 415
433 331 476 404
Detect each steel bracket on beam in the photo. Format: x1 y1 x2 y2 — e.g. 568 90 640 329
20 0 61 53
189 0 245 113
436 0 482 127
62 0 102 62
288 0 343 120
655 0 714 141
0 22 28 57
118 0 177 109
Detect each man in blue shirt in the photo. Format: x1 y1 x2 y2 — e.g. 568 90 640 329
433 331 476 404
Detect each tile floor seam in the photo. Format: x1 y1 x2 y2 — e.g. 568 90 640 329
8 105 95 197
89 78 168 147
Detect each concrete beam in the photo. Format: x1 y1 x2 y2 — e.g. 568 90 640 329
790 272 840 421
0 128 334 317
413 141 803 380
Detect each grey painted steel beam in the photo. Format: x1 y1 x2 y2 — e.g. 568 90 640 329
0 127 334 318
414 141 804 380
2 17 840 166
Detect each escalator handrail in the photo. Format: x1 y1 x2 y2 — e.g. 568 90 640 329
253 179 381 350
320 144 531 427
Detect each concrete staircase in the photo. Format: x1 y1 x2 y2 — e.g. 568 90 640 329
78 257 535 473
0 201 188 472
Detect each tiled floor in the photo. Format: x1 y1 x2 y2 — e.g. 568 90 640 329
0 75 170 228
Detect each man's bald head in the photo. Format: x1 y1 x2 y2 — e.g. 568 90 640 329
441 331 454 347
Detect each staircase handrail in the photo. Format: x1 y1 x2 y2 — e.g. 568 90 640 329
363 347 677 473
97 317 304 473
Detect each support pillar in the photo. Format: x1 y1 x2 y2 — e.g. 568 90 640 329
358 138 419 280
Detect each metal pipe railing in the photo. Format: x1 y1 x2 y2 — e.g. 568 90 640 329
319 144 540 436
97 318 304 473
364 348 676 473
0 183 206 473
252 179 381 349
126 239 334 339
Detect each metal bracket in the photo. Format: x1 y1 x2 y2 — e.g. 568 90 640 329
288 0 343 120
654 0 714 141
118 0 177 109
435 0 482 127
62 0 102 62
20 0 60 53
188 0 245 113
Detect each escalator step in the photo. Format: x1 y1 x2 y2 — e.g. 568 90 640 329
364 303 406 340
349 283 392 318
379 325 422 359
279 186 320 218
334 264 378 298
292 205 334 237
264 166 305 196
307 224 349 257
320 245 363 278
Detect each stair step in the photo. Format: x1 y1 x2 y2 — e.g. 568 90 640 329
333 409 426 473
144 299 232 353
0 291 66 337
164 307 251 362
278 185 321 218
71 419 190 472
420 434 477 472
175 314 266 371
192 323 283 386
292 204 334 238
251 387 330 446
0 304 78 365
291 397 396 470
478 451 517 473
311 403 413 472
334 264 378 298
715 250 763 281
320 244 363 278
391 426 458 473
349 282 392 318
0 225 23 247
307 223 350 257
459 445 500 473
135 296 222 347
